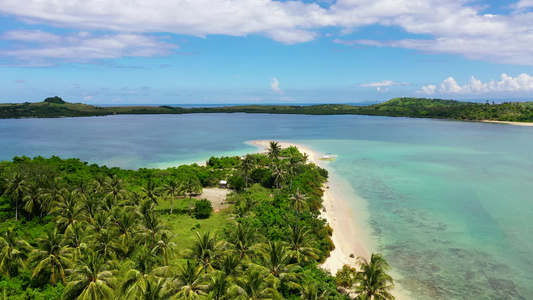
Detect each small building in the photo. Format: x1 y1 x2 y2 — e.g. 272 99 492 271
219 180 228 188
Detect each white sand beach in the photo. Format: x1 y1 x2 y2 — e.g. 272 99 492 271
481 120 533 126
249 140 409 300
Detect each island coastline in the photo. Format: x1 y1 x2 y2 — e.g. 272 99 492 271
249 140 410 299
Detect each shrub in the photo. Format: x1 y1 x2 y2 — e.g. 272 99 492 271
193 199 213 219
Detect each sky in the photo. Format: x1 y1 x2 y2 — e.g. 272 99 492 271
1 0 533 104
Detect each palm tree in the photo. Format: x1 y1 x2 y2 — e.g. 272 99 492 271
22 181 42 219
119 248 166 299
166 260 209 299
290 188 308 232
300 282 329 300
65 222 87 262
51 189 83 232
286 154 301 189
186 231 223 273
40 177 65 217
31 229 74 285
105 175 125 205
241 155 255 189
287 226 319 264
163 179 181 214
207 271 232 300
355 253 395 300
226 223 260 260
143 179 161 205
180 177 203 216
74 173 93 198
152 232 177 266
267 141 282 161
3 173 28 221
257 242 300 289
62 250 117 300
141 213 168 250
270 161 285 190
231 268 281 300
0 228 31 277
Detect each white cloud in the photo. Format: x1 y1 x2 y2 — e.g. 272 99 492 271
1 0 533 66
83 96 93 101
416 84 436 95
361 80 408 92
330 0 533 65
360 80 407 87
0 0 333 44
271 77 283 94
0 30 177 66
416 73 533 95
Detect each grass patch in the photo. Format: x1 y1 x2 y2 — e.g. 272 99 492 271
158 197 233 249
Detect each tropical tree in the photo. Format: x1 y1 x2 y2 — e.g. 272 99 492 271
240 155 255 189
286 154 301 189
257 242 300 288
163 178 181 214
51 189 83 232
186 231 224 273
105 175 126 205
231 268 281 300
300 282 330 300
143 179 161 205
62 250 117 300
22 181 42 219
287 226 319 264
180 177 203 216
267 141 281 161
0 228 31 277
31 229 74 285
226 223 260 260
141 213 168 250
3 173 28 221
355 253 395 300
271 161 285 190
207 271 232 300
166 260 209 299
290 188 308 232
152 232 177 266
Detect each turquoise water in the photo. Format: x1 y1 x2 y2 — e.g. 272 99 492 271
1 114 532 299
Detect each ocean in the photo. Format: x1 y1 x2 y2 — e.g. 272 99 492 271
1 113 532 299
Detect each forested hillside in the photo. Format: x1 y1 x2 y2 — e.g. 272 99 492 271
2 97 533 123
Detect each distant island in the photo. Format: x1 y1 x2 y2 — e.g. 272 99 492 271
1 96 533 123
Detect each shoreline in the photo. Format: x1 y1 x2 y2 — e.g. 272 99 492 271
480 120 533 126
249 140 409 300
250 140 371 270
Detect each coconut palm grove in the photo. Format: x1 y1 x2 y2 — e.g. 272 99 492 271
0 142 394 299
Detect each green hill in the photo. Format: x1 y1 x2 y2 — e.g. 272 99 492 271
1 96 533 123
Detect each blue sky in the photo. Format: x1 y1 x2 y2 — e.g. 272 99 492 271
1 0 533 104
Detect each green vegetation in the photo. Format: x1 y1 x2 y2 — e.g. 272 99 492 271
0 143 394 299
2 96 533 123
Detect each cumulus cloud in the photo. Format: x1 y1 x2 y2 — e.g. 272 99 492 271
0 30 177 66
0 0 333 44
1 0 533 66
330 0 533 65
415 84 437 95
271 77 283 94
416 73 533 95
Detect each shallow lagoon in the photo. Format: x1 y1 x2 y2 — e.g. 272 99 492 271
1 113 532 299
